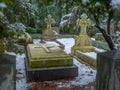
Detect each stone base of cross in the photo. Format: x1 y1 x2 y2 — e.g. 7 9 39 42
72 34 94 52
41 28 56 41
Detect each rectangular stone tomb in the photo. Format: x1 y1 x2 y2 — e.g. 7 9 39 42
25 44 78 82
27 44 73 68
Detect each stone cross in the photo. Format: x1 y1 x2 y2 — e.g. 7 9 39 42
77 13 91 35
44 14 55 29
34 44 53 53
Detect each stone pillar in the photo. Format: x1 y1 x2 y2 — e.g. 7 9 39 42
96 50 120 90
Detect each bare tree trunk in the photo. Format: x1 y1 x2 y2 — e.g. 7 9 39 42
95 25 115 50
107 14 111 35
93 13 115 50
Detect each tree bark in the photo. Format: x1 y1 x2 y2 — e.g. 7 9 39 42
93 13 115 50
95 25 115 50
107 13 111 35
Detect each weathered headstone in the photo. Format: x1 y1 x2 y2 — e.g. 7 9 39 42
0 53 16 90
25 43 78 81
41 14 56 41
96 50 120 90
72 13 94 53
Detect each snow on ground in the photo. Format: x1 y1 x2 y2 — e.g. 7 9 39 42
16 54 26 90
8 52 26 90
13 38 100 89
54 58 96 87
54 38 96 86
83 52 96 59
57 38 75 54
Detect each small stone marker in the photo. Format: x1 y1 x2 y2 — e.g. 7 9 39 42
41 14 56 41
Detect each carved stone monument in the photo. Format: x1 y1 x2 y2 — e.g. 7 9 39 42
25 43 78 81
41 14 56 41
72 13 94 52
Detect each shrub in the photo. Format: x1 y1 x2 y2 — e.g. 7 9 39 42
87 26 99 37
25 27 37 34
36 28 43 34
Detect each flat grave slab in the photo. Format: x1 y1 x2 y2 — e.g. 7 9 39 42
27 44 73 68
25 43 78 82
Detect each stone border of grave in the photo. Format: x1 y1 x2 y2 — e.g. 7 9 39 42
71 50 96 68
55 40 65 49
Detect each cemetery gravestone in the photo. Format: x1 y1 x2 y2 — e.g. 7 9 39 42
41 14 56 41
72 13 94 53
